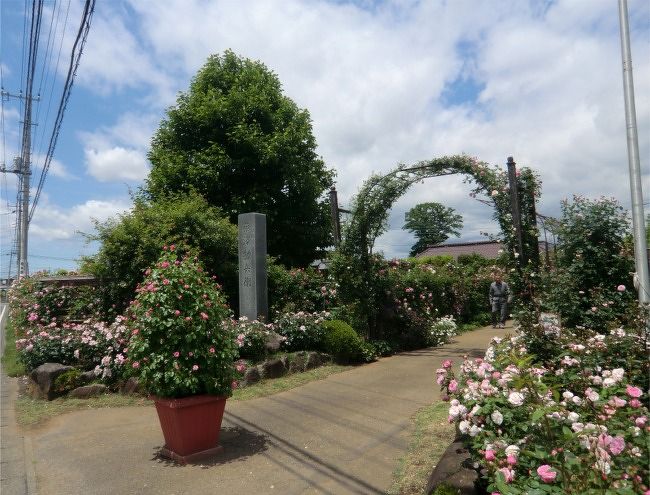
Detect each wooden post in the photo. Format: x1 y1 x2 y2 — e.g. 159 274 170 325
507 157 525 269
329 186 341 246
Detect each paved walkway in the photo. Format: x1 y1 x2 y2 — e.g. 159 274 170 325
0 304 37 495
8 324 508 495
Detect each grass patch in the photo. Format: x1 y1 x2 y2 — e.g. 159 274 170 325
15 364 352 429
16 394 150 428
389 401 455 495
232 364 352 401
2 318 26 377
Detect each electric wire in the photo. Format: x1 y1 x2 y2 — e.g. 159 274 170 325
30 0 95 221
33 0 70 173
33 0 69 182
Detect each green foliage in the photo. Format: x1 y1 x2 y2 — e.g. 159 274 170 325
81 193 237 318
544 196 634 328
146 50 334 267
403 202 463 256
125 248 240 398
432 484 460 495
1 319 26 377
267 261 336 318
53 369 83 393
321 320 365 363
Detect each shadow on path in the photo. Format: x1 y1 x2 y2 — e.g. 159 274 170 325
150 425 269 467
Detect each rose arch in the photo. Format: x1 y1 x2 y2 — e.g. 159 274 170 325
331 154 541 337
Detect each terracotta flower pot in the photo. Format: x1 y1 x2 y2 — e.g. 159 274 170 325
154 394 227 464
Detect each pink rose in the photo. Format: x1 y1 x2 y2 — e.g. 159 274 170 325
485 450 496 461
200 312 209 320
498 467 514 483
436 375 445 385
448 380 459 393
209 347 215 354
231 380 238 389
174 310 181 316
635 416 647 427
173 351 180 358
192 364 199 371
630 399 642 408
537 465 557 483
626 385 642 398
609 436 625 455
442 359 452 368
617 284 626 292
506 455 517 465
132 361 140 369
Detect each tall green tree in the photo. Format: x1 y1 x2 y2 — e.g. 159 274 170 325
403 202 463 256
146 50 334 267
81 193 238 317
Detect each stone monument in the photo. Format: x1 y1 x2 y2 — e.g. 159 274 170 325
238 213 268 321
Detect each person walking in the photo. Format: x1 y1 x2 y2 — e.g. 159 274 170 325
489 272 510 328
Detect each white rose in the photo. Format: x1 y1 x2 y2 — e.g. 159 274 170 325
459 420 470 434
562 391 574 400
602 377 616 388
567 412 580 423
508 391 525 406
469 425 482 437
611 368 624 381
571 396 583 405
571 422 584 432
491 410 504 425
505 445 520 457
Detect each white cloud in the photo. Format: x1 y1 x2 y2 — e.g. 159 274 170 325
84 146 149 183
30 197 132 241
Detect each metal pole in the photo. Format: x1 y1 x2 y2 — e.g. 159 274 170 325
618 0 649 304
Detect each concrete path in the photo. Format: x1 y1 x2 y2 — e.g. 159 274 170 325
21 325 507 495
0 304 37 495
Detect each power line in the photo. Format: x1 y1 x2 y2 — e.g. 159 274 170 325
33 0 70 169
30 0 95 222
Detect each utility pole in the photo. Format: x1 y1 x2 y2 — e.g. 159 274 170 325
2 89 38 277
618 0 649 305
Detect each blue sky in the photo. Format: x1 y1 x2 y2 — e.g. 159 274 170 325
1 0 649 275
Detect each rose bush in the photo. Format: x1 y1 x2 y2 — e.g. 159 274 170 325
125 247 243 398
223 317 279 362
274 311 330 352
14 316 129 380
439 322 649 495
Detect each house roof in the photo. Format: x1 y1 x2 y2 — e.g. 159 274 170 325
416 240 503 259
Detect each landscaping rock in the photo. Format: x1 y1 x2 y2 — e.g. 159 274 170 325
260 358 287 379
288 351 309 373
264 331 284 352
29 363 74 400
305 352 329 370
242 366 261 386
425 439 479 495
119 377 141 395
79 370 97 385
68 384 108 399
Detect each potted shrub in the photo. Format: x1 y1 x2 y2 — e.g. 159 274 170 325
126 246 242 464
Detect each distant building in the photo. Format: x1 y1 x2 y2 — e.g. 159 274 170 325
416 240 503 260
416 240 554 260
